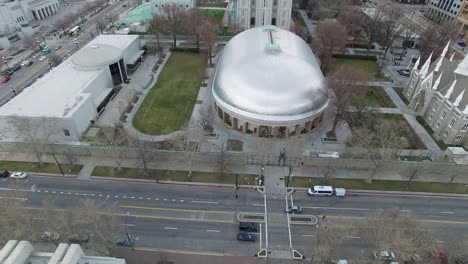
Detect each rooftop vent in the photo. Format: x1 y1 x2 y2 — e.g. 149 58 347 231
265 43 281 54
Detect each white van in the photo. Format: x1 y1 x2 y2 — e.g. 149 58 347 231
308 185 333 196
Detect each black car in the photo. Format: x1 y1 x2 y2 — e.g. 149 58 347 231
0 171 10 178
458 41 466 47
69 234 89 244
116 238 135 247
12 65 21 72
237 233 256 242
239 222 259 232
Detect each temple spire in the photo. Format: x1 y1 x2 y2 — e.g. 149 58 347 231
454 90 465 107
445 80 457 99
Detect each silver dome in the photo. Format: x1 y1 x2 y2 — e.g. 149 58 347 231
212 26 329 123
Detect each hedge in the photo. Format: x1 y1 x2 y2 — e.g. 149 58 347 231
332 54 377 61
169 47 200 53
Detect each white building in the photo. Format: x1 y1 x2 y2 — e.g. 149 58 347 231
424 0 464 24
0 240 126 264
403 41 468 148
0 34 145 142
151 0 196 15
0 0 60 49
226 0 292 30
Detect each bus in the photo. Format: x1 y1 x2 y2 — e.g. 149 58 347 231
68 25 81 36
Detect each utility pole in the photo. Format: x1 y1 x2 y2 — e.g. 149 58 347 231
235 174 239 198
125 212 134 251
51 153 65 177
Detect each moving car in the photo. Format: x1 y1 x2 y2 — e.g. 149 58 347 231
26 60 34 66
239 222 259 232
374 251 396 261
42 46 50 54
20 60 29 66
116 238 134 247
41 231 60 241
237 233 256 242
10 172 28 179
0 171 10 178
308 185 334 196
12 65 21 71
2 75 11 83
38 56 47 62
69 234 89 244
285 205 302 214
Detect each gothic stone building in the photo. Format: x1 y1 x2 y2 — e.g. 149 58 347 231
404 42 468 148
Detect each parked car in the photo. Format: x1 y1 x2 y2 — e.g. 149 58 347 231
237 233 256 242
374 251 396 261
308 186 333 196
285 205 302 214
239 222 259 232
10 172 28 179
54 45 61 50
12 65 21 72
32 53 40 59
2 75 11 83
26 60 34 66
69 234 89 244
0 171 10 178
458 41 466 47
41 231 60 241
116 238 134 247
42 46 50 53
20 60 29 66
38 56 47 62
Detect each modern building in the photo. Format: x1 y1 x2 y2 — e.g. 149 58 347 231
151 0 196 14
424 0 464 24
403 41 468 147
225 0 292 30
0 0 60 48
212 26 329 138
456 1 468 40
0 240 125 264
0 34 145 142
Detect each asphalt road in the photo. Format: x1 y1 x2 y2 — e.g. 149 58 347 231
1 176 468 260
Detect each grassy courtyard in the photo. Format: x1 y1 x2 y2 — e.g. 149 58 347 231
203 9 225 24
327 58 389 81
353 86 395 108
133 52 206 135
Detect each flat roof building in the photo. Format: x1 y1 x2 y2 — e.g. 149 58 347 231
0 34 145 142
0 240 126 264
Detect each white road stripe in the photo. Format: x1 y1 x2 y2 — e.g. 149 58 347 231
45 191 48 193
441 211 455 214
400 209 412 212
60 192 64 194
115 196 119 198
163 199 167 201
301 234 315 237
164 227 178 230
172 199 176 202
301 206 370 211
0 188 34 192
437 240 445 243
347 236 361 239
192 200 219 204
147 198 151 200
75 193 79 195
123 196 127 198
120 224 135 227
131 197 135 199
180 200 184 202
206 230 220 232
52 191 56 194
139 197 143 199
155 198 159 200
37 190 41 192
0 197 28 201
252 203 264 206
99 194 103 197
68 192 71 195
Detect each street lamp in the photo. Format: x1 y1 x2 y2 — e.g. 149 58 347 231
107 13 114 26
80 13 84 24
48 60 52 69
10 85 16 96
42 35 47 46
35 37 41 50
74 38 79 48
2 57 11 71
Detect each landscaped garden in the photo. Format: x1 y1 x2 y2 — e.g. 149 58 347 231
92 166 258 185
285 176 468 194
0 161 82 175
327 58 390 81
353 86 395 108
133 52 206 135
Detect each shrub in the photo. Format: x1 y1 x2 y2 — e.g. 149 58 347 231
332 54 377 61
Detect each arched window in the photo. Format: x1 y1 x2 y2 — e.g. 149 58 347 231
271 17 276 25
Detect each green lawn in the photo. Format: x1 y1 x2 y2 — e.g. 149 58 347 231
353 86 395 108
203 9 225 24
133 52 206 135
394 87 410 105
92 166 258 185
380 114 426 149
285 177 468 194
0 161 82 175
327 58 389 81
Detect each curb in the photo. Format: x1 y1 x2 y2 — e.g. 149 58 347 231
90 176 258 189
29 172 77 179
294 187 468 198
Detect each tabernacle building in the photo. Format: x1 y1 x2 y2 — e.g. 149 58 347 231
212 26 329 138
0 34 145 142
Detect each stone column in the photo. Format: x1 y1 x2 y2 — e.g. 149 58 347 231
242 122 247 133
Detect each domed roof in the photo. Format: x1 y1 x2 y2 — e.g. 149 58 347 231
72 44 122 67
212 26 329 124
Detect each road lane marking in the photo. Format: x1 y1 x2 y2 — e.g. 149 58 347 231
327 215 468 225
302 206 370 211
180 200 184 202
252 203 264 206
437 240 445 243
347 236 361 239
52 191 56 194
191 200 218 204
301 234 314 237
60 192 64 194
147 198 151 200
441 211 455 214
119 205 232 214
0 197 28 201
206 230 220 232
120 224 135 227
172 199 176 202
164 227 178 230
400 209 412 212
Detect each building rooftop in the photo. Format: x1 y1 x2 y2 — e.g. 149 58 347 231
0 35 138 118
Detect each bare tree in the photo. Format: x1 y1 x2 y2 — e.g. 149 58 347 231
62 149 78 171
326 65 367 137
185 9 204 51
337 8 364 40
377 4 404 74
360 210 438 261
404 161 425 187
161 4 186 48
54 18 69 34
285 136 305 178
129 136 154 177
48 51 61 66
361 6 384 53
198 17 218 66
306 0 322 20
399 20 418 60
217 142 231 176
147 14 165 57
23 36 37 50
314 21 347 70
102 127 128 171
255 138 274 166
96 17 107 34
313 218 345 264
348 118 407 183
419 21 458 61
171 127 204 180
